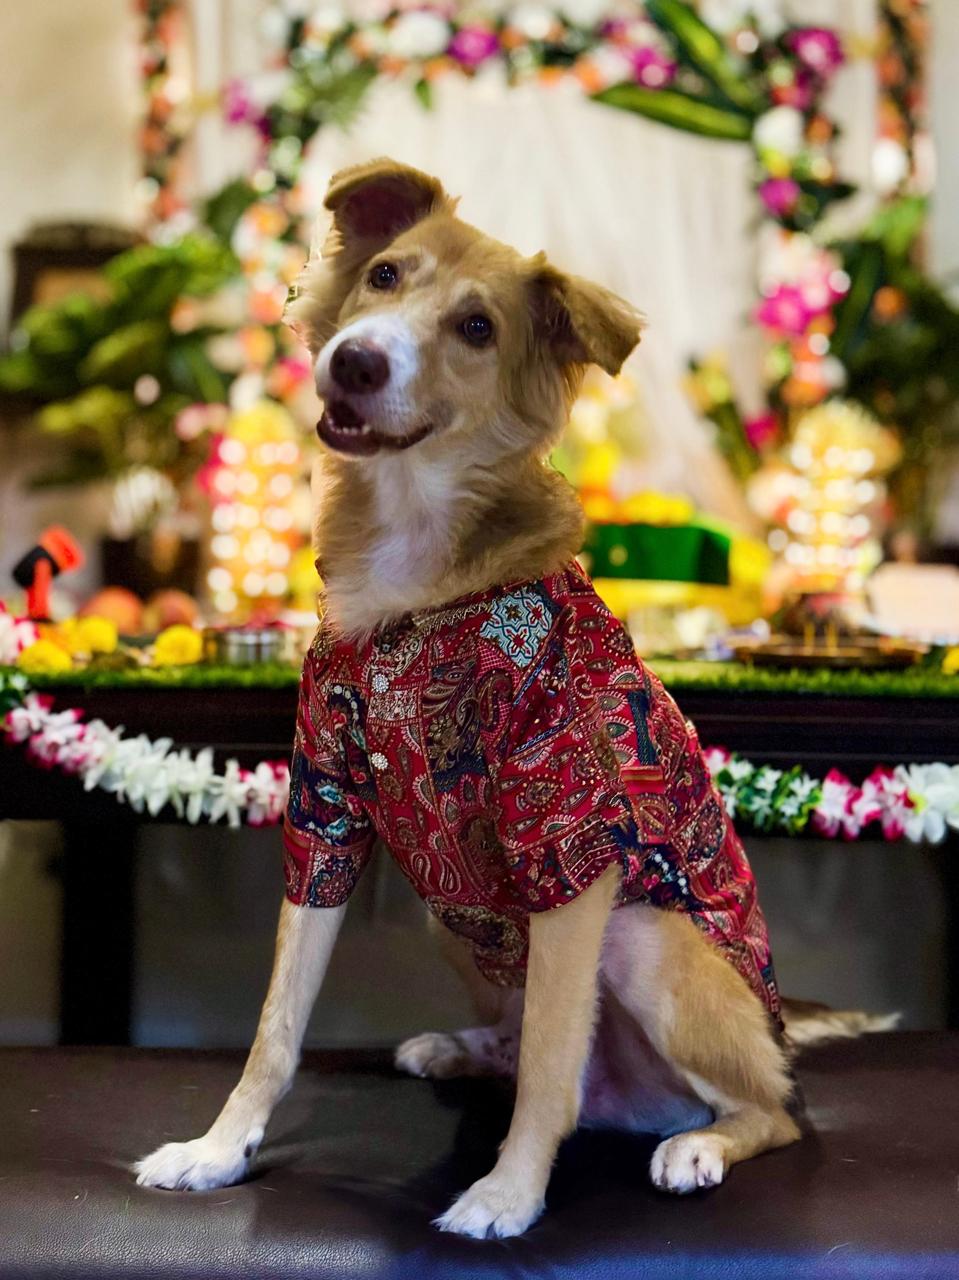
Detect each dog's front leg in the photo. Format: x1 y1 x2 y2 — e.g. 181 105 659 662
135 899 345 1191
436 865 618 1239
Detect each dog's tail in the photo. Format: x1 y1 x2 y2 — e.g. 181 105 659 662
780 996 900 1048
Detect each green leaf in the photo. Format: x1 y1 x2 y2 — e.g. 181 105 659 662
78 319 168 384
829 242 884 359
202 179 260 246
37 386 135 436
646 0 762 115
167 336 230 403
864 195 927 258
593 83 753 140
413 77 433 110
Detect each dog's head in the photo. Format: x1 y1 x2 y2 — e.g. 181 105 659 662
285 158 643 464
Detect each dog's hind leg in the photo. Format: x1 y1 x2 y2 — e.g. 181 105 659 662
135 899 345 1191
603 904 800 1194
395 911 521 1080
435 865 619 1239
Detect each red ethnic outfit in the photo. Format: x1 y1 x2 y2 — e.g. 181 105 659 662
283 562 780 1018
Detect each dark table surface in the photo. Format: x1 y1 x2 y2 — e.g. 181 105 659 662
0 1033 957 1279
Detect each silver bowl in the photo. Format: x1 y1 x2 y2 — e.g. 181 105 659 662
202 626 290 666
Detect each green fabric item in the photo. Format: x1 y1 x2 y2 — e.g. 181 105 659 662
584 522 731 585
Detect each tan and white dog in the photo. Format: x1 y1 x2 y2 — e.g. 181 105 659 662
135 159 873 1239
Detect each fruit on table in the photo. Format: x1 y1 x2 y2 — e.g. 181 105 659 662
78 587 143 635
143 589 199 632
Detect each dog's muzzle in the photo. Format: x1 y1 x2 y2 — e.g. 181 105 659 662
330 340 390 394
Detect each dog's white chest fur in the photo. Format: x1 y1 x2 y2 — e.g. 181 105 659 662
325 452 464 636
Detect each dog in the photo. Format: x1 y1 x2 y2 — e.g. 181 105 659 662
136 158 811 1239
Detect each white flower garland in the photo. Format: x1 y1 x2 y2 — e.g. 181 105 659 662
3 686 288 829
2 675 958 841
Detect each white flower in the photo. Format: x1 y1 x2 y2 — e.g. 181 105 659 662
246 69 294 111
5 694 55 742
726 758 755 783
754 106 804 159
387 10 450 59
167 747 217 825
206 759 250 829
27 712 85 767
699 0 785 37
98 735 175 816
720 788 738 819
578 44 635 89
347 0 391 21
560 0 612 26
77 721 123 789
247 762 290 827
704 747 732 777
753 767 783 794
0 608 38 664
898 763 959 844
508 5 555 39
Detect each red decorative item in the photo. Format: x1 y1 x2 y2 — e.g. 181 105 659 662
12 527 85 620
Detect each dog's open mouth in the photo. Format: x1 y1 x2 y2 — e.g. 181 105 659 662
317 400 433 457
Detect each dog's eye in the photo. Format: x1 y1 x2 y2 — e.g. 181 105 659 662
460 314 494 347
368 262 399 290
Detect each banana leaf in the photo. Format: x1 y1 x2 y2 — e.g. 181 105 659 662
593 83 753 140
202 179 260 247
829 242 884 360
78 319 168 385
646 0 762 115
167 335 230 403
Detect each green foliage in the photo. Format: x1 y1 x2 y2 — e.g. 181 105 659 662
592 84 754 139
265 58 378 167
651 657 959 699
646 0 762 114
14 658 958 699
830 197 959 472
0 233 240 487
202 179 261 246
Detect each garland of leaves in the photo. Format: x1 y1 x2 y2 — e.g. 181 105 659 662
2 672 956 841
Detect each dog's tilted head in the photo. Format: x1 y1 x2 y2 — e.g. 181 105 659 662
285 158 644 465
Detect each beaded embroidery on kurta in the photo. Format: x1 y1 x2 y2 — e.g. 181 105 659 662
283 562 780 1016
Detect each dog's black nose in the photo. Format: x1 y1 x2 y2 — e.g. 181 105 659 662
330 341 390 393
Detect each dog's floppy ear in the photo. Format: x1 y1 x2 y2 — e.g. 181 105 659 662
529 256 644 376
323 157 452 252
285 159 451 352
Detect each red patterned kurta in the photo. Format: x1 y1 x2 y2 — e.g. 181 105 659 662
284 562 779 1016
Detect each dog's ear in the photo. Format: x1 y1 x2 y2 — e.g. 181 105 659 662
528 256 644 376
323 158 452 252
285 159 451 352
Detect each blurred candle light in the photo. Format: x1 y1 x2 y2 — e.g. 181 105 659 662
205 402 305 621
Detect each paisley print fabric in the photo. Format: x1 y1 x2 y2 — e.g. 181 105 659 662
283 561 779 1014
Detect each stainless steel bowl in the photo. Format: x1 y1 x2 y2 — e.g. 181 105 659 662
202 626 289 666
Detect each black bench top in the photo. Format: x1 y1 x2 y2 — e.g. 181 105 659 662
1 1034 957 1279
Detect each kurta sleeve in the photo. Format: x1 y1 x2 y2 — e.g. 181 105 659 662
283 646 375 908
492 604 634 912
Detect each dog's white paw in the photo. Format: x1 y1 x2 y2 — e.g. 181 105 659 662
395 1031 474 1080
134 1136 250 1191
650 1132 727 1195
435 1173 545 1239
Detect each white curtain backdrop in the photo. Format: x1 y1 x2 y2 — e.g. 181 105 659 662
187 0 879 526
